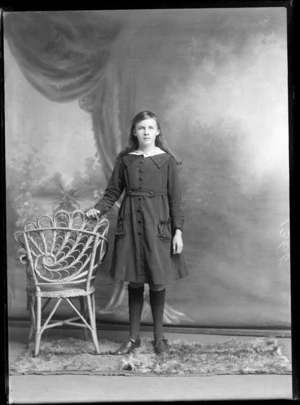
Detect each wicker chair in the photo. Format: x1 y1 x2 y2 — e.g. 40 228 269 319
14 210 109 356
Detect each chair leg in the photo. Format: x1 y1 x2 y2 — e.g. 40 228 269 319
34 295 42 357
86 294 99 354
79 297 89 341
28 295 35 342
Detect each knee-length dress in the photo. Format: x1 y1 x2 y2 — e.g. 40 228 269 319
94 151 188 285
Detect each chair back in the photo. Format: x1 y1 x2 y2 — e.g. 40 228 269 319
14 210 109 292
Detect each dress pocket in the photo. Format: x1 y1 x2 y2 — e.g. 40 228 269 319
115 218 125 237
157 219 172 243
115 215 131 237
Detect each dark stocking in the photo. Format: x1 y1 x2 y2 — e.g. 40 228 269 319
149 288 166 342
128 285 144 340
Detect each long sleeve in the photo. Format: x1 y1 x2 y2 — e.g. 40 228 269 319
94 158 125 215
167 157 184 231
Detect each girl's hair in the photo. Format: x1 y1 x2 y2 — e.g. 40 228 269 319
117 111 181 165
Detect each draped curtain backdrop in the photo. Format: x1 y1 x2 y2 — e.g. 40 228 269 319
4 9 290 329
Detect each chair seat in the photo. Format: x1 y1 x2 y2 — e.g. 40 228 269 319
27 286 95 298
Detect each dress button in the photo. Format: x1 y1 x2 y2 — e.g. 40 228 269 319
138 197 142 200
138 220 142 224
138 186 142 189
139 177 142 181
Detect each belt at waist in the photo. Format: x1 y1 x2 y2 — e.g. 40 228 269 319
125 188 168 197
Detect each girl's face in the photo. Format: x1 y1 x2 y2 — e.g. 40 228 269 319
133 118 160 149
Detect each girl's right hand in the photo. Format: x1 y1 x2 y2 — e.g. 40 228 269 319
85 208 101 219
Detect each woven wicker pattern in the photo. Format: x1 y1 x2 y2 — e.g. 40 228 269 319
14 210 109 356
15 210 108 285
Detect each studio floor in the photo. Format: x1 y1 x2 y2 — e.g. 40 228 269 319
7 324 293 403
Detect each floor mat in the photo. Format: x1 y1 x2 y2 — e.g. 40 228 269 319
10 336 292 376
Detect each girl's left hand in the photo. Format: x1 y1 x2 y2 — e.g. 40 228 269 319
172 230 183 254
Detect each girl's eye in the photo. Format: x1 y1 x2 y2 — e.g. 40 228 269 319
136 125 156 130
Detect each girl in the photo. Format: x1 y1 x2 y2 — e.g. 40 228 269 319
86 111 188 355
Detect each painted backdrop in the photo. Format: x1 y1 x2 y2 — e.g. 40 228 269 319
5 8 290 329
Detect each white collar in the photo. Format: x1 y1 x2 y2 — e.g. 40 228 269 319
129 148 166 157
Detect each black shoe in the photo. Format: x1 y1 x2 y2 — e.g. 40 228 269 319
153 337 170 355
113 336 141 355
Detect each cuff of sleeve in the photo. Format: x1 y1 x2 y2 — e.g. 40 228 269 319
173 225 183 232
93 204 102 214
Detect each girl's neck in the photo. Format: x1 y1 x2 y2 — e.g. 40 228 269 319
137 145 158 154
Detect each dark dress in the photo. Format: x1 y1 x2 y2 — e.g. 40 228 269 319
94 152 188 285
